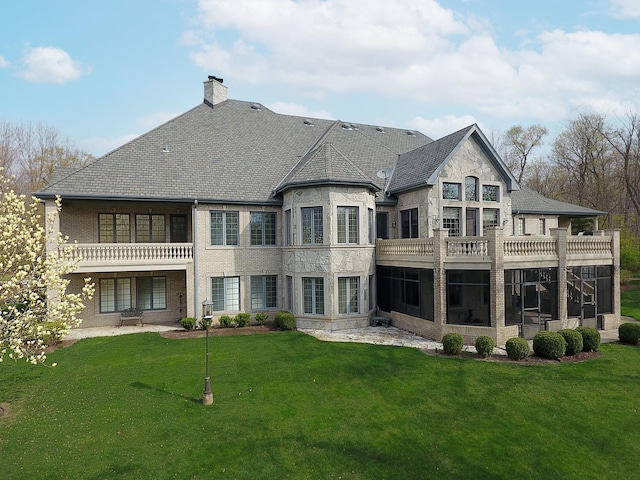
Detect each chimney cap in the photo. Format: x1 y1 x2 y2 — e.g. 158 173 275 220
208 75 224 84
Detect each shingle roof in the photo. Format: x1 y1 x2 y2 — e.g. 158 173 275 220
37 100 431 204
511 187 604 216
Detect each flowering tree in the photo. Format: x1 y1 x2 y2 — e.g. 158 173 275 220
0 168 94 364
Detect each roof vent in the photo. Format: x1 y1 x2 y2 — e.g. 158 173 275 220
341 123 353 130
303 119 314 127
376 126 385 133
406 130 416 137
162 145 170 153
250 103 262 111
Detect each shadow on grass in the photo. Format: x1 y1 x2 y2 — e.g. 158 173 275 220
129 381 200 403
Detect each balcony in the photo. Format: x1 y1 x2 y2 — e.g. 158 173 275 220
66 243 193 273
376 234 614 269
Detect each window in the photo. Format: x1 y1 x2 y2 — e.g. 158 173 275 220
136 276 166 310
210 211 239 246
443 207 461 236
286 275 293 311
99 213 130 243
369 275 375 311
482 185 499 202
376 212 389 239
99 278 131 313
303 277 324 314
302 207 323 245
516 218 525 235
539 218 546 235
337 206 358 244
443 182 461 200
211 277 240 312
136 214 165 243
338 277 359 314
250 212 276 246
401 208 418 238
465 177 478 201
483 209 499 230
284 209 292 246
368 208 374 244
251 275 277 310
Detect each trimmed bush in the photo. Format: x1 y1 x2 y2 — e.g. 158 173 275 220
559 329 584 355
576 326 601 352
199 316 212 329
505 337 530 360
235 312 251 327
255 312 268 325
475 335 494 358
619 322 640 345
442 333 464 355
533 331 567 359
274 310 296 330
219 315 233 328
180 317 196 331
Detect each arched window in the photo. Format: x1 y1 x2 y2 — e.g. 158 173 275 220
465 176 478 201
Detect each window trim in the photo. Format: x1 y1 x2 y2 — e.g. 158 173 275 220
136 276 167 310
99 277 131 313
250 211 277 247
99 213 130 243
210 211 239 246
211 276 241 312
303 277 325 315
301 206 323 245
338 276 360 315
337 206 359 244
135 214 166 243
443 207 462 237
400 208 418 238
250 275 278 310
442 182 462 200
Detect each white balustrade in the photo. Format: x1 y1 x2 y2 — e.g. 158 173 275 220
66 243 193 266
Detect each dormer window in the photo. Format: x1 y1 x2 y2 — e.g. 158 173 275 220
465 177 478 201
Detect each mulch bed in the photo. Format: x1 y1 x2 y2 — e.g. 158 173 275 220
160 323 281 340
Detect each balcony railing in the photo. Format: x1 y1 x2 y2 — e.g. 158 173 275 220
376 235 614 266
66 243 193 272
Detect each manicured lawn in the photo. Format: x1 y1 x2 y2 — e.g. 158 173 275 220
1 331 639 479
621 279 640 320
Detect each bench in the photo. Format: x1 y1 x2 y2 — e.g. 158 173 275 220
119 307 144 327
370 306 392 327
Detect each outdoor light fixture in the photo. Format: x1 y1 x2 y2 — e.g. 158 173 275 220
202 299 214 405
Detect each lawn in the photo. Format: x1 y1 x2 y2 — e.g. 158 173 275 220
1 331 639 479
621 278 640 320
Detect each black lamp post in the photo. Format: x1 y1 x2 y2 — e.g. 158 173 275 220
202 299 214 405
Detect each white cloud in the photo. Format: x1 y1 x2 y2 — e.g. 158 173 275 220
0 56 9 68
18 46 90 84
609 0 640 18
408 114 477 139
266 101 334 120
135 112 179 129
78 134 139 157
186 0 640 124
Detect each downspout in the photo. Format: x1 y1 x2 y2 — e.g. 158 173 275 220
193 199 199 319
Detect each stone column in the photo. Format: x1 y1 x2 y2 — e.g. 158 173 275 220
487 227 505 340
551 227 568 323
605 229 621 323
433 228 449 339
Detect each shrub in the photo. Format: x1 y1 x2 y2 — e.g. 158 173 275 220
559 329 584 355
533 331 567 359
274 310 296 330
475 335 494 358
235 312 251 327
180 317 196 331
576 326 601 352
255 312 268 325
199 316 212 329
40 321 68 346
219 315 233 328
619 322 640 344
441 333 464 355
505 337 530 360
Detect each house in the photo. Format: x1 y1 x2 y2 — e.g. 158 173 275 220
36 76 621 344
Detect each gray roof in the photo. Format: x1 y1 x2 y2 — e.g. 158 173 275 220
511 187 604 216
388 124 519 194
37 100 430 204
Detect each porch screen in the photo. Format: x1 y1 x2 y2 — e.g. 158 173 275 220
377 266 434 320
446 270 490 326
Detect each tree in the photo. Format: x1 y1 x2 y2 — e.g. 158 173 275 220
0 121 93 195
502 124 548 184
0 168 94 365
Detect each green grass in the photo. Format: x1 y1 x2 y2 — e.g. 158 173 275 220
621 279 640 320
2 332 640 479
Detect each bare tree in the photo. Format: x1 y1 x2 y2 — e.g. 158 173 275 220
0 121 92 194
502 124 548 184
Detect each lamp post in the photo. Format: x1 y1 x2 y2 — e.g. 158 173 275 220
202 299 214 405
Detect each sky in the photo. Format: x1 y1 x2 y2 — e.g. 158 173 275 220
1 0 640 157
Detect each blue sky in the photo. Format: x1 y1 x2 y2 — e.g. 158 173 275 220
1 0 639 157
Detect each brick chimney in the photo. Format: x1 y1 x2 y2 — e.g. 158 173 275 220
203 75 227 106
